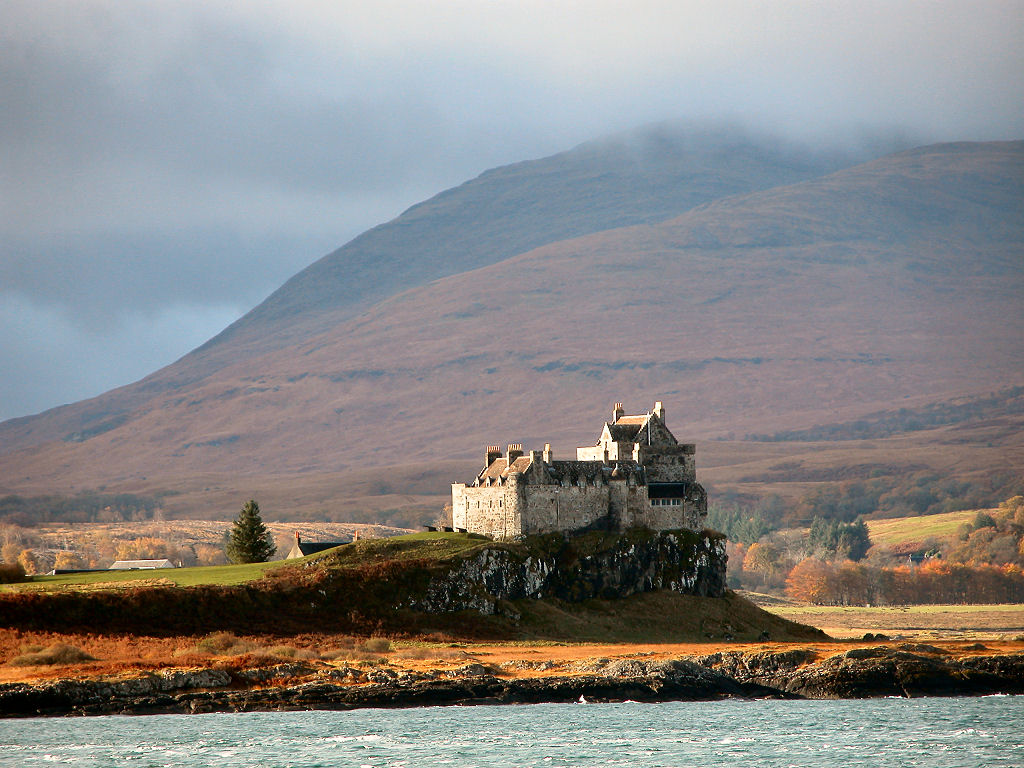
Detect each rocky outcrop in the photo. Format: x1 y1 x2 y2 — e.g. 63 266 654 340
4 647 1021 718
408 529 726 615
0 659 757 717
693 646 1024 698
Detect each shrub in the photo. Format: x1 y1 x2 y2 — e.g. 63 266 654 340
361 637 391 653
194 631 239 653
265 645 319 660
0 563 27 583
194 631 254 656
8 643 96 667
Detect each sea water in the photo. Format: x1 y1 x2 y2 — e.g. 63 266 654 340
2 697 1022 768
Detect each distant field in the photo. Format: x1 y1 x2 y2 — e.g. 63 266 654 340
766 602 1024 640
32 520 414 552
865 509 980 547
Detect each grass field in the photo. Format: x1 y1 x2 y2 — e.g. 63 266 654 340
7 559 292 590
3 532 488 592
866 509 980 547
765 601 1024 640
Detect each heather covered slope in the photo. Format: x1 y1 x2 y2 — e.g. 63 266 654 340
0 140 1021 518
0 125 857 456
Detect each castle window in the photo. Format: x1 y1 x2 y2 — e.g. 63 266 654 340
499 498 503 507
651 497 683 507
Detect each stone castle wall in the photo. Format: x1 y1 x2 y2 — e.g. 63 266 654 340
452 478 523 540
518 480 652 536
452 403 707 540
453 474 705 540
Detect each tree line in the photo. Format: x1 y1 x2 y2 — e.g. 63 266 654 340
785 558 1024 605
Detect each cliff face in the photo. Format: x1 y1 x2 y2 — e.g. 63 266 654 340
408 529 726 615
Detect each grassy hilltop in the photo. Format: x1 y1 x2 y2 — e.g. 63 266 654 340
1 531 821 643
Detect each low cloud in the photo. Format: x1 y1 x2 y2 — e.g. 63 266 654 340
1 0 1022 419
0 296 241 420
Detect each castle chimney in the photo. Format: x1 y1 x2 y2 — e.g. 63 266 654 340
653 401 665 421
294 531 301 545
485 445 502 466
507 443 524 463
613 402 625 422
543 442 553 463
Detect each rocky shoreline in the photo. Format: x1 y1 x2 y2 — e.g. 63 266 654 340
2 645 1022 718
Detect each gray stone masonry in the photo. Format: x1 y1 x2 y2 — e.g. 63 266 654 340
452 401 707 540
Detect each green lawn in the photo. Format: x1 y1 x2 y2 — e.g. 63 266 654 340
324 531 492 565
7 559 291 591
4 532 489 592
866 509 981 547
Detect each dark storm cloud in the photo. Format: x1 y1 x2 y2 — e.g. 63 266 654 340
2 0 1022 419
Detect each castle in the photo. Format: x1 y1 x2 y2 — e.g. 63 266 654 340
452 401 707 540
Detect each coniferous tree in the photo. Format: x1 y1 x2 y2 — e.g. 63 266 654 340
225 499 276 563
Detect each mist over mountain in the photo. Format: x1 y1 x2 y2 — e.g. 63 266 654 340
0 129 1020 520
200 124 874 360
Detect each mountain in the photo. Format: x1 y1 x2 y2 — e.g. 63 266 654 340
1 132 1021 522
0 125 865 454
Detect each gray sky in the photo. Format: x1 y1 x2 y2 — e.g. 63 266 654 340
2 0 1022 421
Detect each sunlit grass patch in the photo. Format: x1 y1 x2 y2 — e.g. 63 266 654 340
7 642 96 667
866 509 980 547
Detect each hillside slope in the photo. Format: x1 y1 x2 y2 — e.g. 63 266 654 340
0 125 857 455
0 140 1021 519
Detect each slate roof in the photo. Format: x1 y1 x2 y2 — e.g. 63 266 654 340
606 413 651 442
478 456 532 481
286 541 347 559
615 415 649 425
109 559 175 569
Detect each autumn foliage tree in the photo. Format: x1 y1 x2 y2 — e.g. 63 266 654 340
115 537 173 561
53 551 83 571
784 556 1024 605
785 557 834 603
17 548 40 576
225 499 276 564
743 542 782 586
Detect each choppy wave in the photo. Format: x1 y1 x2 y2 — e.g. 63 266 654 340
2 697 1023 767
